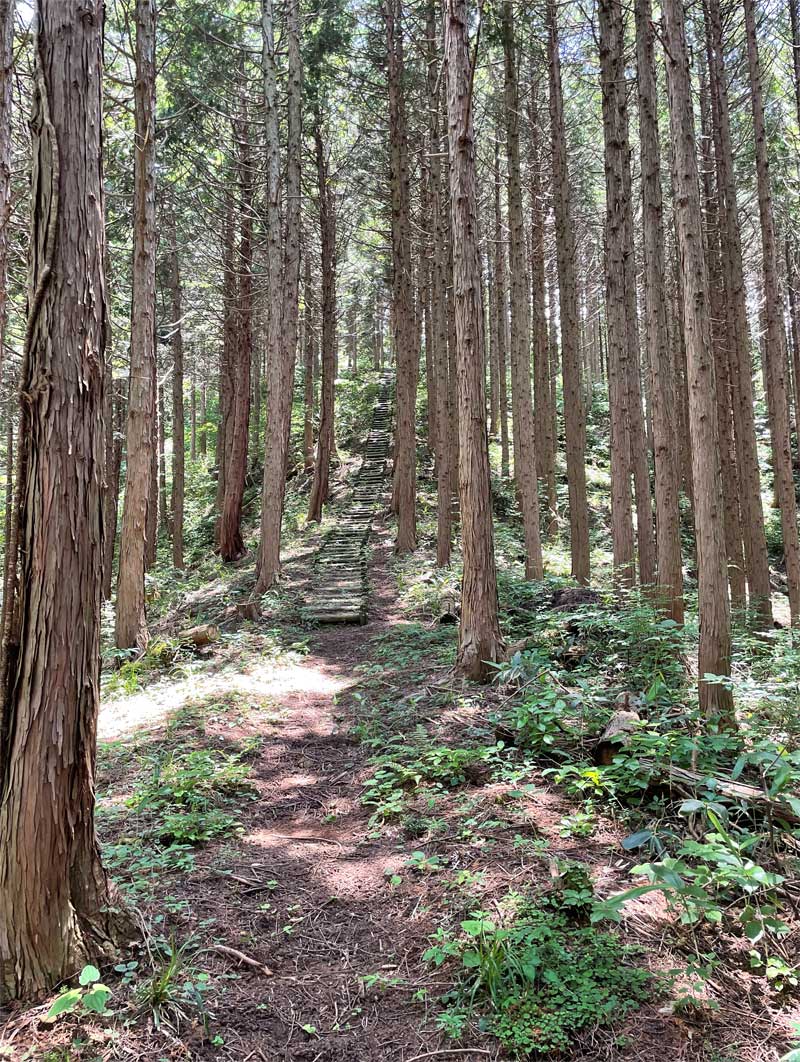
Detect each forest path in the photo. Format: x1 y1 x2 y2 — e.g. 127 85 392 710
194 522 464 1061
304 372 393 624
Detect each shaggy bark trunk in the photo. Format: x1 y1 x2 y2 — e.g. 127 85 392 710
0 0 11 398
501 0 542 580
743 0 800 623
634 0 683 621
116 0 157 652
0 0 127 1002
102 384 123 601
548 0 589 584
663 0 734 721
445 0 503 680
256 0 302 591
385 0 417 553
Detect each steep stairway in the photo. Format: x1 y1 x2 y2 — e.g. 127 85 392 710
305 374 393 624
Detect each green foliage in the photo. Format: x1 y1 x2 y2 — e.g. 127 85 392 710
135 936 211 1034
103 840 196 900
424 888 649 1057
45 966 112 1023
127 746 256 843
362 742 501 821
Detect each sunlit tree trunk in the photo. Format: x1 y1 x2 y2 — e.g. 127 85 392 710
548 0 589 584
116 0 157 652
0 0 128 1001
445 0 503 680
663 0 734 721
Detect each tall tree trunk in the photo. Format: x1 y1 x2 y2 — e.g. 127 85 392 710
663 0 734 721
116 0 157 652
303 254 315 470
169 212 185 570
634 0 683 621
548 0 590 584
698 56 746 609
599 0 655 589
215 193 236 537
705 0 772 624
384 0 417 553
426 0 452 567
501 0 542 581
492 142 511 481
445 0 503 679
0 0 11 398
0 0 127 1001
158 381 168 535
219 116 253 562
527 68 558 535
256 0 302 591
743 0 800 623
308 114 336 523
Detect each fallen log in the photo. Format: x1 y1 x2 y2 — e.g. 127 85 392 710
178 623 219 649
639 760 800 826
592 711 800 825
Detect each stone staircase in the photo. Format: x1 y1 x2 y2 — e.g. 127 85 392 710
305 374 393 624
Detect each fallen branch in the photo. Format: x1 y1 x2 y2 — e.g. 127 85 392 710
209 944 273 977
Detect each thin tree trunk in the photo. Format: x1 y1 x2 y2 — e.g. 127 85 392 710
663 0 734 721
308 114 336 523
116 0 157 652
548 0 590 584
634 0 683 621
219 115 253 562
445 0 503 679
384 0 417 553
169 212 185 569
743 0 800 623
158 381 168 536
493 143 511 481
303 254 315 470
501 0 542 580
0 0 127 1001
527 68 558 535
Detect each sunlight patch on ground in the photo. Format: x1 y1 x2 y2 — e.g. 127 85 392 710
99 657 348 741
